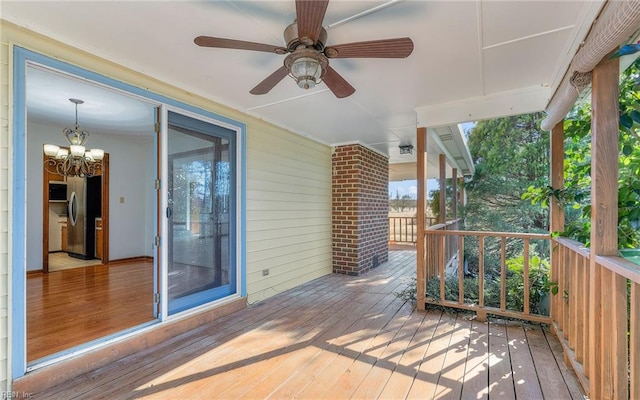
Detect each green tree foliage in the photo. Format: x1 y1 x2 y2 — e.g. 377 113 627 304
523 58 640 248
465 112 550 234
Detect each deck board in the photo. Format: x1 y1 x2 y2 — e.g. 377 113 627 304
29 250 585 399
460 318 489 400
506 323 545 399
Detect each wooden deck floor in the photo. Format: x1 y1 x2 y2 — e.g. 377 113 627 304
33 250 584 399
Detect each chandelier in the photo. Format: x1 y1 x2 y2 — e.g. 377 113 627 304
43 98 104 177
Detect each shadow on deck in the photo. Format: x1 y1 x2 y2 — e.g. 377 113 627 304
32 250 585 399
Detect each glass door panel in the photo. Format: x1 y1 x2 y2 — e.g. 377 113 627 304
167 111 235 315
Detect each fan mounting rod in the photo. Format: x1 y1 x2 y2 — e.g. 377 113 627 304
284 22 327 52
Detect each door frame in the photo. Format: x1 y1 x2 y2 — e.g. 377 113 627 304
159 104 245 320
11 46 246 379
41 153 110 272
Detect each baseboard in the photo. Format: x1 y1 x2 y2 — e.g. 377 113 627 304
27 270 43 276
13 296 247 394
108 256 153 265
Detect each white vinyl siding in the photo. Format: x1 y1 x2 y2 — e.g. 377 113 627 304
245 123 332 304
0 21 333 387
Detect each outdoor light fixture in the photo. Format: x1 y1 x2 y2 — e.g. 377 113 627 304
43 98 104 177
284 49 328 90
399 144 414 155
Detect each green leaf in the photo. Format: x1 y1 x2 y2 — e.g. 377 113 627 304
621 114 634 130
623 144 634 156
631 110 640 124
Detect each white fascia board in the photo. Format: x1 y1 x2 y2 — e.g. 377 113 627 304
429 125 474 177
452 124 475 176
416 85 550 129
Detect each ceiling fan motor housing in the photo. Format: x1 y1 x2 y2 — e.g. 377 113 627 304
285 22 327 52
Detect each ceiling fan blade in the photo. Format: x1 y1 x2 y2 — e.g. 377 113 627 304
295 0 329 45
250 66 289 95
323 66 355 98
194 36 287 54
325 38 414 58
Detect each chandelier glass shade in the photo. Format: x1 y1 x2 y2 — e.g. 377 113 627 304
43 98 104 177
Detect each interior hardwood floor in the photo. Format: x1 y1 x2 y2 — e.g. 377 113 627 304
32 250 585 399
27 260 155 362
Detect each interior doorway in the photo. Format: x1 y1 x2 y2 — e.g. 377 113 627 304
42 153 110 273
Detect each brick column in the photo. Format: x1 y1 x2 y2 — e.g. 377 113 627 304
332 144 389 275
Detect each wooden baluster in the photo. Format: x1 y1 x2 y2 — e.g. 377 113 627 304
411 218 415 244
389 218 393 242
523 238 530 315
600 266 628 399
500 237 506 311
574 251 584 363
569 250 577 350
479 236 485 308
439 233 445 301
631 281 639 400
557 245 565 332
458 235 464 304
582 255 590 376
550 241 559 325
562 245 570 340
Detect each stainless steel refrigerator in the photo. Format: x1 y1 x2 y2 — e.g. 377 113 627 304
67 176 101 259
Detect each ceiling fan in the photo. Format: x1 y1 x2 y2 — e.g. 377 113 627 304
194 0 414 98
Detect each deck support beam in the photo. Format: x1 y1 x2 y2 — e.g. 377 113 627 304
589 52 625 400
416 127 427 311
439 154 446 223
451 168 458 219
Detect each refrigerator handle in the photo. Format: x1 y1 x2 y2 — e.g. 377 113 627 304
69 191 78 226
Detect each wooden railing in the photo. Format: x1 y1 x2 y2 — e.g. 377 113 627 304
552 237 640 399
424 220 460 280
422 228 552 323
389 216 437 244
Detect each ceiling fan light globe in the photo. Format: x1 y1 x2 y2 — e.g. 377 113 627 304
291 57 322 81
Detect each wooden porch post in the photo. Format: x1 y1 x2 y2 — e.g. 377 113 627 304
451 168 458 220
589 53 625 399
416 127 427 311
439 154 446 223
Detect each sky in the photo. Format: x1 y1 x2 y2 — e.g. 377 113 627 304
388 179 439 200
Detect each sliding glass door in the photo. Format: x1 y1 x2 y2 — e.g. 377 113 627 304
166 111 235 315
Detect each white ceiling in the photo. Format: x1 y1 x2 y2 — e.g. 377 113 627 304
3 0 604 177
